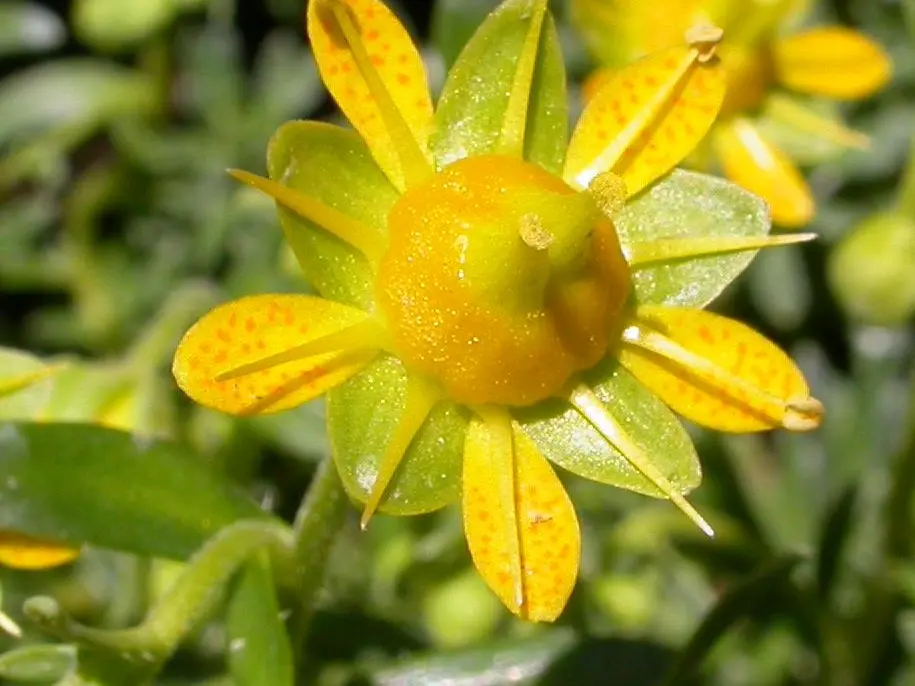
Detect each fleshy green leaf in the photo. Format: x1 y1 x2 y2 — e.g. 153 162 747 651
0 644 76 683
431 0 568 173
328 355 466 516
616 169 771 308
266 121 399 309
517 359 701 498
0 2 65 56
226 554 294 686
0 422 268 560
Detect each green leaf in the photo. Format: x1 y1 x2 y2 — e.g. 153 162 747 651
0 2 65 56
0 644 76 683
226 554 294 686
617 169 771 308
517 359 701 497
432 0 568 174
661 555 803 685
0 59 154 148
367 628 577 685
430 0 499 69
0 422 268 560
266 121 399 309
328 355 466 516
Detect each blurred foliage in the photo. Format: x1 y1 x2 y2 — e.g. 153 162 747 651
0 0 914 684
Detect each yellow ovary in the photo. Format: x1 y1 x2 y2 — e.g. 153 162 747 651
375 155 630 406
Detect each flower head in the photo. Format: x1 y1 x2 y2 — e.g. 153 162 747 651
173 0 822 621
573 0 892 227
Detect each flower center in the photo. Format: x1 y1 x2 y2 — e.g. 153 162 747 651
374 155 631 406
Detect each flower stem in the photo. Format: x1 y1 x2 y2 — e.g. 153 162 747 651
289 456 351 653
24 520 294 662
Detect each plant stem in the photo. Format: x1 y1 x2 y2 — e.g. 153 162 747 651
25 520 294 661
897 135 915 221
289 456 351 653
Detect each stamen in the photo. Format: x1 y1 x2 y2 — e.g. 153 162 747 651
622 321 824 431
568 384 714 536
475 406 525 610
519 214 554 251
360 375 441 529
625 233 817 267
229 169 385 265
495 0 548 158
685 24 724 62
588 172 628 217
574 27 722 189
215 318 385 382
326 0 434 189
766 95 870 151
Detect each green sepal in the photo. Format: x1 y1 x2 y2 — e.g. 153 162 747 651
266 121 399 309
328 355 466 515
432 0 568 173
616 169 771 308
517 359 701 498
0 422 269 560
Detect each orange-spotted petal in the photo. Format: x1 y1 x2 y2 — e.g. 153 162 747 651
773 27 891 100
462 408 579 622
173 294 379 416
0 532 79 570
307 0 433 190
580 66 614 104
714 117 814 228
564 32 726 195
618 305 823 433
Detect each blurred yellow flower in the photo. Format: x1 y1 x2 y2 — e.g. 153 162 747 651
573 0 892 227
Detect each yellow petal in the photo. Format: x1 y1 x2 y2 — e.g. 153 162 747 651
714 117 814 228
774 27 891 100
0 532 79 570
580 67 615 105
619 306 823 433
565 33 726 195
173 294 377 416
307 0 434 190
462 408 580 622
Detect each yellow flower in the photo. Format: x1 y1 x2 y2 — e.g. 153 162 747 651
573 0 892 227
173 0 822 621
